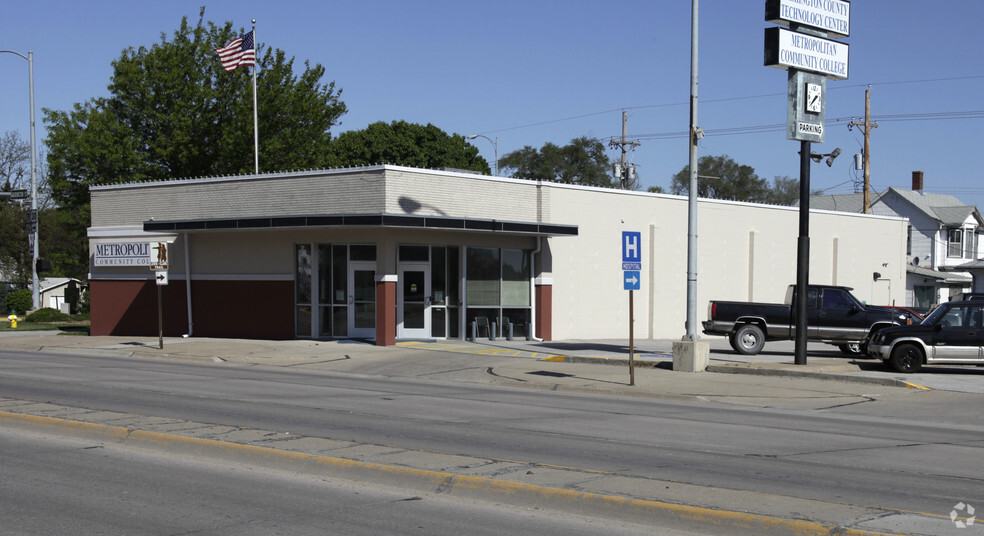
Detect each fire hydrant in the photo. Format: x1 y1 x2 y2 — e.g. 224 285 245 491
7 312 17 329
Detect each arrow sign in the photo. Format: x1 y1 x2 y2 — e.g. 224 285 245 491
155 271 169 286
623 270 640 291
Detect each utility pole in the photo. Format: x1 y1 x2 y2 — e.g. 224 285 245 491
849 87 877 213
610 110 640 189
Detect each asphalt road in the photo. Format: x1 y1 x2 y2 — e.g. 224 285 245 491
0 346 981 531
3 428 682 536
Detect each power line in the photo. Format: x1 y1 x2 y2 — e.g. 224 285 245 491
476 75 984 137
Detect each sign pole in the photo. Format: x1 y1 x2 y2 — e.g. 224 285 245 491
622 231 642 385
794 139 811 365
765 0 850 364
157 284 164 350
629 289 635 386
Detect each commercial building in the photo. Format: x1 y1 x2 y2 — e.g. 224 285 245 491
88 165 907 343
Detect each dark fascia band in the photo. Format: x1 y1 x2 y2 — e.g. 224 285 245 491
144 213 578 236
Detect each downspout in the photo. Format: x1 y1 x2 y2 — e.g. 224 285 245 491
182 234 194 337
530 236 543 341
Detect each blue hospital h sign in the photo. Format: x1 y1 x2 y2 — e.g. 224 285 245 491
622 231 641 270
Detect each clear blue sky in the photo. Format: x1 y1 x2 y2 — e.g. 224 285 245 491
2 1 982 206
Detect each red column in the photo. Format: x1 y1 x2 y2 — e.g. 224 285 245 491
375 277 396 346
535 283 552 341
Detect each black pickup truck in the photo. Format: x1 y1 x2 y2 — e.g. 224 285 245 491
702 285 908 355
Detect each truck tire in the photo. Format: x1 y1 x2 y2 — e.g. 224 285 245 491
733 324 766 355
889 343 922 373
838 343 862 355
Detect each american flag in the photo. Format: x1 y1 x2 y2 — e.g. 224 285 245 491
215 31 255 72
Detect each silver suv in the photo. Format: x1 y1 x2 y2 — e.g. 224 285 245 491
867 301 984 372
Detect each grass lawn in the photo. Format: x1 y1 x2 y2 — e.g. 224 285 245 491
0 320 90 334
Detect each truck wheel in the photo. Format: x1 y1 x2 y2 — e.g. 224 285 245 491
838 343 862 355
889 343 922 373
733 324 765 355
728 334 740 353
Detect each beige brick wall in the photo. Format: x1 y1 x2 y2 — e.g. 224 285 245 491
546 184 907 339
91 166 554 227
91 169 388 227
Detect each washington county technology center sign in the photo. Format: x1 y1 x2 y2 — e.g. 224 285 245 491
764 0 850 143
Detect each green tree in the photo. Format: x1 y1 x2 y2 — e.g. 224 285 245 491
0 202 29 286
327 121 489 173
6 288 31 315
44 8 346 208
670 155 770 202
499 137 615 187
765 175 800 206
0 131 31 286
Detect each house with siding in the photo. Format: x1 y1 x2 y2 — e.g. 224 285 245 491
809 172 981 309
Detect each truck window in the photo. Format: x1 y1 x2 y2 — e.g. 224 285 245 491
785 286 818 307
822 289 854 310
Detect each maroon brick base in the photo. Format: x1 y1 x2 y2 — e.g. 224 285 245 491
90 279 294 339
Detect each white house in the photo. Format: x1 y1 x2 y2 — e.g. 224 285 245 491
38 277 85 313
810 171 981 309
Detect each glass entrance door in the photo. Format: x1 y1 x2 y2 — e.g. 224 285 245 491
348 262 376 338
398 265 431 339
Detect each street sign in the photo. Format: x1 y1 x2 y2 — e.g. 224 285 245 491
156 271 168 286
624 271 640 291
622 231 642 270
765 0 850 38
149 242 169 271
10 189 28 200
764 27 849 80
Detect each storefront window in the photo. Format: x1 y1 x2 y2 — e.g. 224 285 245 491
502 248 530 307
350 244 376 261
318 245 332 304
295 244 312 304
399 245 429 262
332 245 347 304
467 247 500 306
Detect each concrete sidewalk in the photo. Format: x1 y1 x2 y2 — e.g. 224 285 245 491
0 330 931 392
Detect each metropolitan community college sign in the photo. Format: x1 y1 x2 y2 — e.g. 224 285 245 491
764 0 851 143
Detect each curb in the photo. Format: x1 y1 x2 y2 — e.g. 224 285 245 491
706 363 932 389
541 354 931 390
1 410 902 536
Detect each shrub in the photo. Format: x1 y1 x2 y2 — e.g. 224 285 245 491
6 289 32 315
65 281 79 315
26 307 70 323
77 289 90 314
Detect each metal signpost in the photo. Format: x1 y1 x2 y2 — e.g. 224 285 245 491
765 0 850 365
622 231 642 385
151 242 169 349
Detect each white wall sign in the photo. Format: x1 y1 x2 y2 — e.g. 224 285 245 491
94 242 150 266
765 0 850 38
765 27 849 80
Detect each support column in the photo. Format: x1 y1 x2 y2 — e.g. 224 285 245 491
376 274 396 346
534 279 552 341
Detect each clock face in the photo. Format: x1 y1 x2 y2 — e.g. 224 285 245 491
806 83 822 114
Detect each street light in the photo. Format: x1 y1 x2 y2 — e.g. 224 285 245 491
1 49 39 311
466 134 498 176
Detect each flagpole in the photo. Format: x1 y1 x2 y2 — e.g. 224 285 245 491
251 19 259 174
